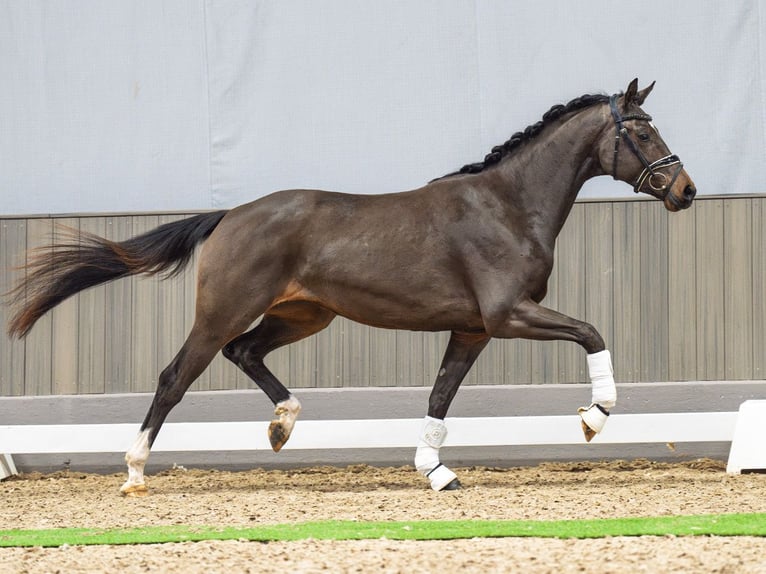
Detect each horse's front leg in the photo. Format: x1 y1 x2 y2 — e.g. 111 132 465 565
418 331 490 491
484 298 616 441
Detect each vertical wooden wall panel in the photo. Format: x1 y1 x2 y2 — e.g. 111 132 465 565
344 319 371 387
396 329 425 387
103 216 134 394
639 202 669 382
0 219 27 396
206 353 237 391
3 197 765 397
723 200 754 379
315 318 344 388
51 218 80 395
23 219 53 395
667 210 698 380
473 334 504 384
76 218 106 394
368 327 397 387
288 337 317 389
612 203 642 381
753 198 765 380
502 339 532 384
695 200 726 379
129 216 160 393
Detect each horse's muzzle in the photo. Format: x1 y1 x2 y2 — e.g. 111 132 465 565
667 184 696 211
679 184 697 209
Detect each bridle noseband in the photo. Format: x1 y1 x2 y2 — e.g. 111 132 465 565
609 94 683 200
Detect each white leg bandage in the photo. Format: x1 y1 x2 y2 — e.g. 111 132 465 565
578 350 616 440
414 416 459 491
587 349 616 409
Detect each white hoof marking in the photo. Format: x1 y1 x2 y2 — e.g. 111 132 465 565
121 428 151 494
274 396 301 434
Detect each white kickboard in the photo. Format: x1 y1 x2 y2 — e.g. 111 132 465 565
0 412 737 454
0 454 17 480
726 400 766 474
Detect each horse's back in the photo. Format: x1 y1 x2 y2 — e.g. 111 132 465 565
218 185 450 249
195 186 486 331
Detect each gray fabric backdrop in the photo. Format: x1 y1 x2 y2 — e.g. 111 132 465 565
2 1 765 215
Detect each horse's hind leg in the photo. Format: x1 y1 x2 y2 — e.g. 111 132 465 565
222 302 336 451
417 331 490 491
120 323 232 496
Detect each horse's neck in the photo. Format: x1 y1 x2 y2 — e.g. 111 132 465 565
492 106 608 242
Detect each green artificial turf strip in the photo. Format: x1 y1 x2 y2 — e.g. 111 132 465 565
1 513 765 548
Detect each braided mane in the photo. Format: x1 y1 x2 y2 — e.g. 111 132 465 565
433 93 612 181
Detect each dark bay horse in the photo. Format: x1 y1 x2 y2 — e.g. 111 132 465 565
7 79 696 495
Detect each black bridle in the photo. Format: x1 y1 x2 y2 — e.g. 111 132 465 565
609 94 684 201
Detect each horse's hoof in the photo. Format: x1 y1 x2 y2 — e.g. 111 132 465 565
120 483 149 497
440 478 461 491
580 420 597 443
578 404 609 442
268 420 289 452
268 397 300 452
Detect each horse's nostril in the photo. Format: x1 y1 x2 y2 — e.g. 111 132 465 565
683 185 696 199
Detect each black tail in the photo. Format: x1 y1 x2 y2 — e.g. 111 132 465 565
7 210 228 338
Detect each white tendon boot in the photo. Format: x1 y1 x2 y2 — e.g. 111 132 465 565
414 416 460 491
578 350 617 442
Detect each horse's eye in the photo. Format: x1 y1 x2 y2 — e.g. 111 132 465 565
638 133 651 142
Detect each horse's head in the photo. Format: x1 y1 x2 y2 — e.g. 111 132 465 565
598 79 696 211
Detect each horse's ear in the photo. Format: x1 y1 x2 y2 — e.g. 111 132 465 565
634 81 655 106
624 78 639 104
